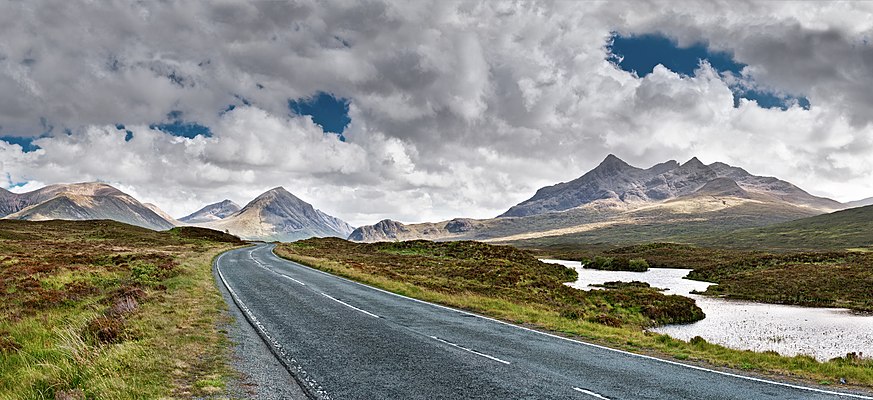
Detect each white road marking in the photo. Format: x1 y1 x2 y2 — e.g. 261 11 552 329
267 245 873 400
430 336 511 365
284 275 306 286
250 249 308 286
573 387 610 399
320 292 380 318
215 252 330 400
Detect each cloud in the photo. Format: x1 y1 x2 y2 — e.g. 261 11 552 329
1 1 873 226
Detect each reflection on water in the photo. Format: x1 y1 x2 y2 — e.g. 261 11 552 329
544 259 873 361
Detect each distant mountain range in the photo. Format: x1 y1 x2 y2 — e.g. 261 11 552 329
501 155 840 217
349 155 851 243
0 183 353 242
845 197 873 209
2 154 868 245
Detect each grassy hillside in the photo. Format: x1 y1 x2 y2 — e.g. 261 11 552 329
0 220 244 399
498 200 819 247
695 205 873 250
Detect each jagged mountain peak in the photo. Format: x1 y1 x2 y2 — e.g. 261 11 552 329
594 154 638 173
682 156 705 167
500 155 842 218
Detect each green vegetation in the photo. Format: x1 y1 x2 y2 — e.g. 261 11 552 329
688 252 873 311
693 205 873 251
583 255 649 271
0 220 244 399
275 238 873 389
280 238 703 328
591 281 658 290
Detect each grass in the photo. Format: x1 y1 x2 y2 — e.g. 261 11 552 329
0 220 245 399
692 204 873 251
274 238 873 390
279 238 704 328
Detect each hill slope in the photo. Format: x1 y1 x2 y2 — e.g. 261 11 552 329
207 187 353 242
697 204 873 250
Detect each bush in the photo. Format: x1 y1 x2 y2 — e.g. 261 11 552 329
628 258 649 271
589 313 623 327
584 256 649 272
84 315 126 344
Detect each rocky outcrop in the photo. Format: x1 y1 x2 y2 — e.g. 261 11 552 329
348 219 411 242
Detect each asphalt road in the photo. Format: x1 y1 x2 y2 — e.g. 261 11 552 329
215 244 872 400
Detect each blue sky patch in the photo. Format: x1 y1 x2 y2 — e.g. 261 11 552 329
114 124 134 141
289 91 351 139
0 135 41 152
608 33 809 110
149 110 212 138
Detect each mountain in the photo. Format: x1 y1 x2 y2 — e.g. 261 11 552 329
500 155 842 217
845 197 873 209
350 155 843 244
144 203 183 226
1 183 175 231
179 200 241 223
206 187 354 242
348 218 484 242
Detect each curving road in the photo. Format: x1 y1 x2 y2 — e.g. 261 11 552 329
215 244 872 400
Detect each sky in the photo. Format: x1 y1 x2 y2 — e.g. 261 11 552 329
1 1 872 226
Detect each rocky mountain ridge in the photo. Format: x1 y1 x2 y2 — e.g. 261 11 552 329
350 155 847 243
500 155 841 217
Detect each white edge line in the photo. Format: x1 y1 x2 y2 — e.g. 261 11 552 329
215 251 330 400
320 292 381 318
266 245 873 400
573 387 610 399
430 335 511 365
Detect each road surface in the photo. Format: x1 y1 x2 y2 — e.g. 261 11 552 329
215 244 872 400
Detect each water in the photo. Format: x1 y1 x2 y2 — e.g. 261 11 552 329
544 259 873 361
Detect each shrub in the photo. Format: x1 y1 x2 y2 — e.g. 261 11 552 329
84 315 126 344
628 258 649 272
589 313 623 327
689 336 707 346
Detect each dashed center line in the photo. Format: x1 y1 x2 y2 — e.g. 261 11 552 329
320 292 381 318
573 387 610 399
429 336 511 365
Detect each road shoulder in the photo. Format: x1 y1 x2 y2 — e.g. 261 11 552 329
213 260 309 400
